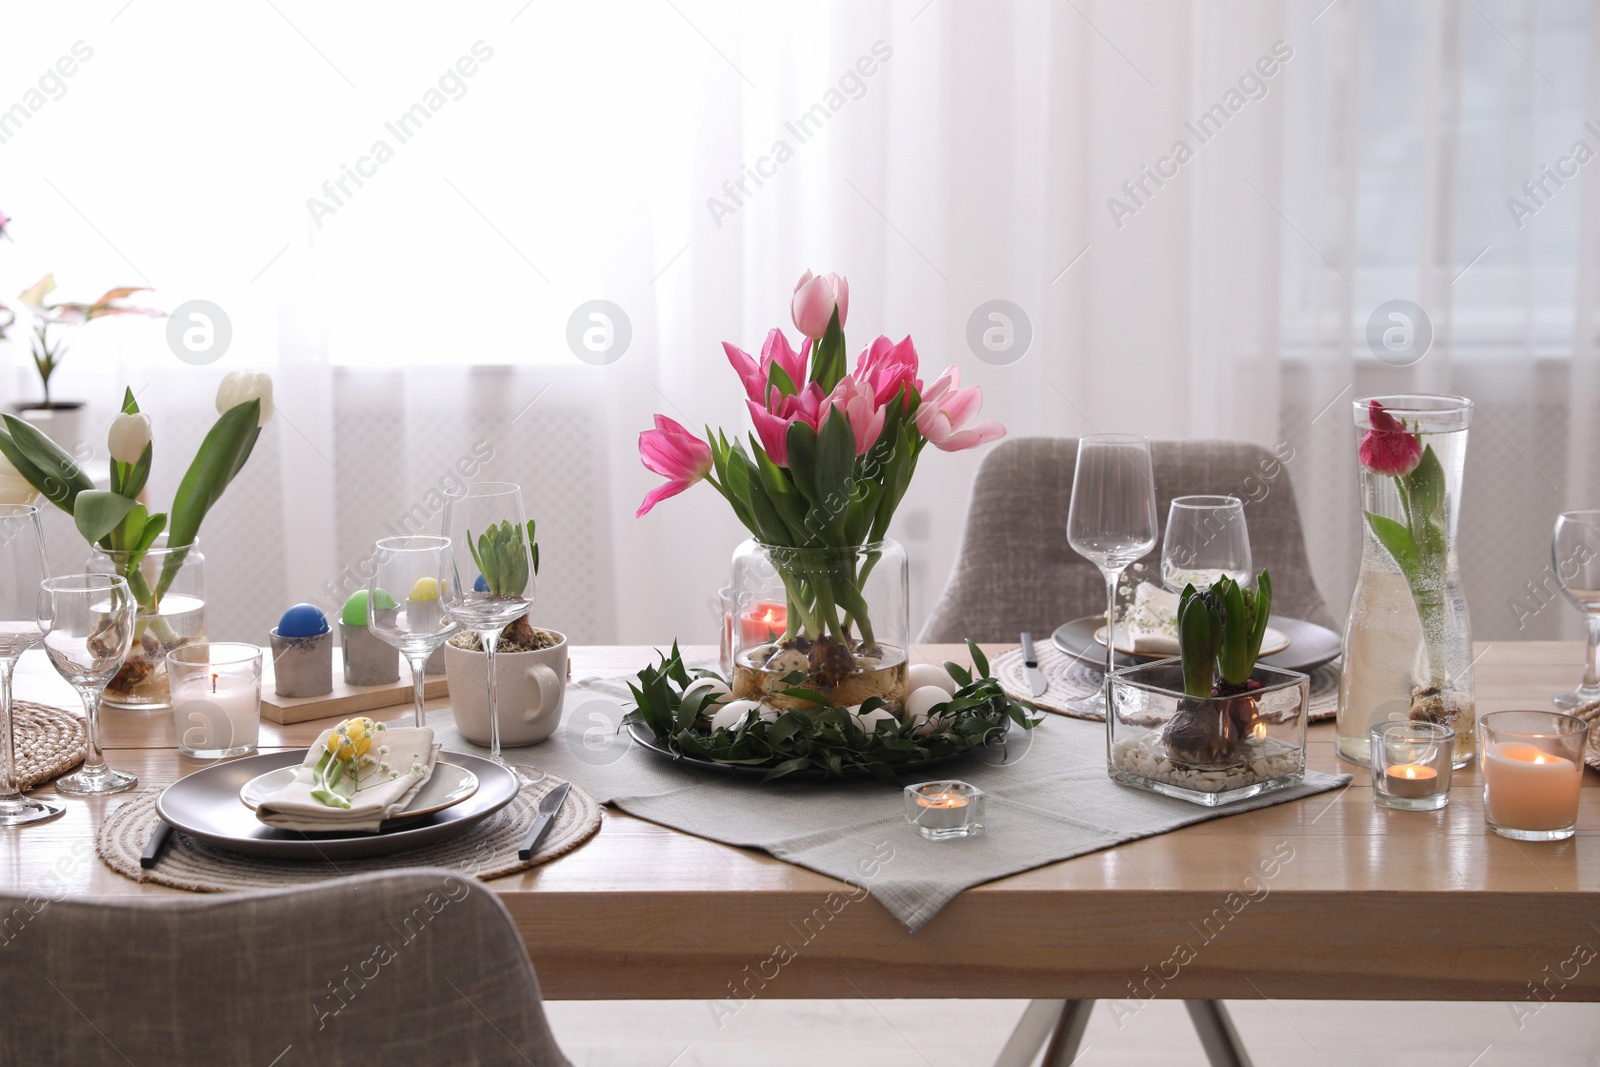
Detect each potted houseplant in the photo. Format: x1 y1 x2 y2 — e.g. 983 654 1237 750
635 269 1005 712
1107 571 1310 806
12 274 163 454
443 519 568 747
0 372 272 707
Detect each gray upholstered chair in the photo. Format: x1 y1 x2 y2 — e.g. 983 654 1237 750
921 437 1333 642
0 868 572 1066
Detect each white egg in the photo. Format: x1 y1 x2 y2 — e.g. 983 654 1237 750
709 699 760 731
757 702 781 723
851 705 898 735
683 678 732 704
903 685 954 737
906 663 958 695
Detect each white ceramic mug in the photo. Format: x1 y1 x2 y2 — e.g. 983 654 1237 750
444 630 567 747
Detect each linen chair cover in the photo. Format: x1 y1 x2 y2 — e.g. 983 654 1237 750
0 867 572 1067
921 437 1334 643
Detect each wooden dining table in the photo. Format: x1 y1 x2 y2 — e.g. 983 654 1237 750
4 641 1598 1005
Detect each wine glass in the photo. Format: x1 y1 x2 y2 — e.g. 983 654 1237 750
1067 435 1159 697
1552 509 1600 709
0 505 59 825
369 535 461 729
43 574 137 796
1161 495 1252 592
439 482 539 786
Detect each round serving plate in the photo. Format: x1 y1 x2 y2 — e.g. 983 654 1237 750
238 761 479 821
1053 615 1341 673
156 750 519 860
626 720 1001 781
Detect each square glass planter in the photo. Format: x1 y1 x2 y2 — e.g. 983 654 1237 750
1107 659 1309 807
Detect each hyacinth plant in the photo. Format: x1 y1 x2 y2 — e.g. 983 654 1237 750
636 271 1004 676
1164 571 1272 765
1357 400 1452 691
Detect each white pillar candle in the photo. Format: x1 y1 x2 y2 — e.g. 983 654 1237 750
1483 742 1582 831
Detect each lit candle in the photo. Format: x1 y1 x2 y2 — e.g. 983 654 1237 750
1482 742 1582 832
209 670 261 751
741 602 787 644
1384 763 1438 799
913 791 969 831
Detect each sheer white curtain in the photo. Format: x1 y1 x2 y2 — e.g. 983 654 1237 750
2 0 1595 648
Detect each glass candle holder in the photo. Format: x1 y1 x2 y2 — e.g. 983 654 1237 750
903 780 985 841
1478 710 1588 842
167 643 264 759
1369 720 1454 811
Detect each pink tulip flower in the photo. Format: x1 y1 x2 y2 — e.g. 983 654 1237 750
1359 401 1423 477
748 382 827 467
636 415 713 517
791 270 849 339
725 328 810 406
826 375 887 456
915 365 1006 452
854 334 922 407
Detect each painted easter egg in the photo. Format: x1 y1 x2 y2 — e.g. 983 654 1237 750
278 603 329 638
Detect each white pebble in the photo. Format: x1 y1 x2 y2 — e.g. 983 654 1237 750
906 663 957 695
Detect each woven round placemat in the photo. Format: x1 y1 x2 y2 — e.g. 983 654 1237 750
995 645 1340 723
97 774 601 892
12 700 86 789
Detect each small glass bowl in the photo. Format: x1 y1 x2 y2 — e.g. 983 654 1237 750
903 780 985 841
1370 720 1453 811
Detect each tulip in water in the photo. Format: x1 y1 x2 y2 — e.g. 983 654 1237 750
1358 400 1423 476
107 412 152 465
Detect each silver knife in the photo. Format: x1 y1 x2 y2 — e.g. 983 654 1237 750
518 782 571 861
1020 632 1049 697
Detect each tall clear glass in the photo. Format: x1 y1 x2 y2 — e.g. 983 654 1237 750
0 505 60 825
439 482 538 786
1067 435 1159 706
87 536 206 709
43 574 138 796
1161 495 1252 592
1550 510 1600 709
369 535 460 729
1338 395 1476 767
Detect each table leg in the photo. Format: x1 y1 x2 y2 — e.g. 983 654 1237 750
1186 1000 1253 1067
992 999 1093 1067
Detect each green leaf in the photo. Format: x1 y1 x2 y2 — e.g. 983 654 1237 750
120 441 153 503
808 306 847 393
1364 511 1419 578
1405 444 1445 537
121 388 140 416
966 638 990 679
72 491 137 545
134 512 167 555
785 421 819 506
159 399 262 599
0 414 93 513
766 361 799 402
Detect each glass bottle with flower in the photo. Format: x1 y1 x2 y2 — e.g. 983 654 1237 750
635 271 1005 709
1337 396 1476 767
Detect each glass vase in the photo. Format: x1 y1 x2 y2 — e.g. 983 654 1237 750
730 539 909 709
87 537 207 709
1338 395 1476 768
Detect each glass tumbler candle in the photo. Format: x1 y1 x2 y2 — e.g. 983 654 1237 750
903 780 985 840
1370 720 1454 811
167 643 264 758
1479 710 1588 842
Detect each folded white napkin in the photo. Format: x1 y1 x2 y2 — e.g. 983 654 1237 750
1111 582 1182 655
256 726 439 833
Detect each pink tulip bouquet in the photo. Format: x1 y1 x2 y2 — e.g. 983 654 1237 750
637 271 1003 672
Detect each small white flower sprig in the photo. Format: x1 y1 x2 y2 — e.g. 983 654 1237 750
311 716 390 809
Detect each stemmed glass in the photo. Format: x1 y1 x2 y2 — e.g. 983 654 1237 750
440 482 539 786
1551 510 1600 709
1160 495 1252 592
43 574 137 796
1068 435 1159 697
369 535 461 729
0 505 59 825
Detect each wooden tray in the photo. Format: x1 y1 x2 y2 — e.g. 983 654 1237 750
261 647 447 725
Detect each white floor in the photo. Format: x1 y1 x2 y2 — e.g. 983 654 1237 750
544 998 1600 1066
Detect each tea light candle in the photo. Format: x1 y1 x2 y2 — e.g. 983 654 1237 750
903 780 985 840
741 602 787 644
915 791 968 829
206 671 262 752
1385 763 1438 798
1482 742 1582 832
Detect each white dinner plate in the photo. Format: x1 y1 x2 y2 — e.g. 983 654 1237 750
239 760 479 820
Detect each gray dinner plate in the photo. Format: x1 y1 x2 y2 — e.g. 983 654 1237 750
1051 615 1342 673
156 750 520 860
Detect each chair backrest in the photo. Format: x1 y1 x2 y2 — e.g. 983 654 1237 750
920 437 1333 643
0 867 572 1067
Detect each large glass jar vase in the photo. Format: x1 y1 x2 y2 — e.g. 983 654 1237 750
88 537 207 709
730 540 909 709
1338 395 1476 767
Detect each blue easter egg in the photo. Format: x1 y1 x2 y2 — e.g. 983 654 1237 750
473 574 489 593
279 602 330 638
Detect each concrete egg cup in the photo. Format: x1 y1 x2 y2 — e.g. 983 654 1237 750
340 622 400 686
269 628 333 699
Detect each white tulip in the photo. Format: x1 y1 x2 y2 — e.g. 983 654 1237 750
0 453 38 506
107 412 152 465
215 370 274 427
